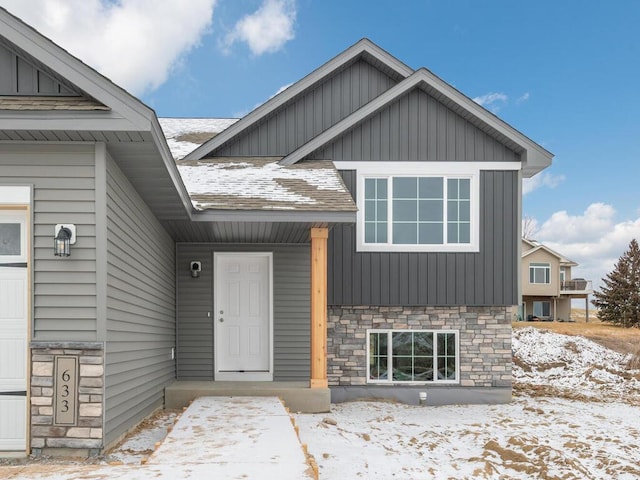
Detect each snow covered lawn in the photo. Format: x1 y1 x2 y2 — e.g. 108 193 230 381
295 397 640 479
295 327 640 479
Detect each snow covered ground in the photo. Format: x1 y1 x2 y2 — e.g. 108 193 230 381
2 327 638 479
294 327 640 479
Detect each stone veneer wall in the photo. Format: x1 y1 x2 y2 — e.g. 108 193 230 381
30 342 104 456
327 306 512 388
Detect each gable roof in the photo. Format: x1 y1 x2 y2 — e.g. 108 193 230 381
187 39 552 177
522 239 578 266
183 38 413 161
0 7 193 221
279 68 552 176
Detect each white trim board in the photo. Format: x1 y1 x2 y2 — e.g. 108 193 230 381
334 161 522 173
0 186 30 204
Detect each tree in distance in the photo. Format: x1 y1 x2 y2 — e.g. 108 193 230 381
593 238 640 327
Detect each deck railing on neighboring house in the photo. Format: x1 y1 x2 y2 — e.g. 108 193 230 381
561 279 592 293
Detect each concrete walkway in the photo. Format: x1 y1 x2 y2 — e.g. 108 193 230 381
0 397 315 480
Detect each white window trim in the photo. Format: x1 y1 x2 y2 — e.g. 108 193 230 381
366 329 460 385
338 162 498 252
529 262 551 284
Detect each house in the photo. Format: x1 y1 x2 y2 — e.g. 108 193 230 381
0 7 552 457
520 238 593 322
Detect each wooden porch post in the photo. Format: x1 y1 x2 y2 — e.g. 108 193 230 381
310 227 328 388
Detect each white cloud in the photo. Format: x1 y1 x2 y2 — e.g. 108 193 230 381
529 203 640 291
516 92 530 104
1 0 217 95
536 203 616 243
223 0 296 55
523 172 565 195
472 92 508 112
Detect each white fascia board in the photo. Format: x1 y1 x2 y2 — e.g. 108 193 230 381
183 38 414 161
0 9 153 131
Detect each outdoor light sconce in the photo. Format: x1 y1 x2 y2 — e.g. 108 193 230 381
190 261 202 278
54 224 76 257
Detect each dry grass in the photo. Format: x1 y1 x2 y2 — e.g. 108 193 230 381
628 349 640 370
513 308 640 357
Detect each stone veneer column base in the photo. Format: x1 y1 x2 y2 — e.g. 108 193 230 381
327 305 512 404
30 342 104 457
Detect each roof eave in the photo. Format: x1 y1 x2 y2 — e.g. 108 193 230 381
192 209 357 224
183 38 414 161
149 118 198 219
0 7 154 131
280 68 553 173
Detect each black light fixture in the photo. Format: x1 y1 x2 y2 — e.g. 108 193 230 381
54 224 75 257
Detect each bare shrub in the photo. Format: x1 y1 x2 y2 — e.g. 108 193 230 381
627 348 640 370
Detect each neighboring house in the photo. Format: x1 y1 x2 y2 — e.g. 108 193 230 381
0 7 552 456
520 238 593 322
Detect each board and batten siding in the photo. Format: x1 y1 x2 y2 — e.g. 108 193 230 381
0 143 97 340
214 59 398 157
0 42 75 95
329 170 518 307
311 88 520 163
176 244 310 381
104 154 175 446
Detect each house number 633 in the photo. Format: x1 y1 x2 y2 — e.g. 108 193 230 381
54 357 77 425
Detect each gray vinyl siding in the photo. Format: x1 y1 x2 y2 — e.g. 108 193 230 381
104 154 175 446
176 243 310 381
213 59 397 157
311 88 520 162
0 42 75 95
329 170 518 307
0 143 97 340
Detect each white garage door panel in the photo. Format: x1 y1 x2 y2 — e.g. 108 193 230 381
0 207 28 452
0 397 27 450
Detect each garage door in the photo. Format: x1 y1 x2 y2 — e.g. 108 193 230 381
0 209 28 451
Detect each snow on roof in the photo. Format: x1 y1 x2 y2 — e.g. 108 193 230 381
158 119 355 213
177 157 356 211
159 118 238 160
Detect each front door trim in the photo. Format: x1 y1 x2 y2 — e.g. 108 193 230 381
213 252 274 381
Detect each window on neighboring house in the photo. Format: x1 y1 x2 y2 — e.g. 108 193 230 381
362 175 473 251
529 263 551 284
533 301 551 318
368 330 459 383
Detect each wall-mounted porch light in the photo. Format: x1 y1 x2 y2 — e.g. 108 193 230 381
54 224 76 257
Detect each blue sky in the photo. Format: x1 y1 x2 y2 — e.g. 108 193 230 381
2 0 640 288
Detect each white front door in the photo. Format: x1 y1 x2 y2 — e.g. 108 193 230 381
214 253 272 381
0 209 28 451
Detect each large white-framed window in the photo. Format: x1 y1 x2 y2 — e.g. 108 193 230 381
529 262 551 284
334 162 519 252
367 329 459 384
